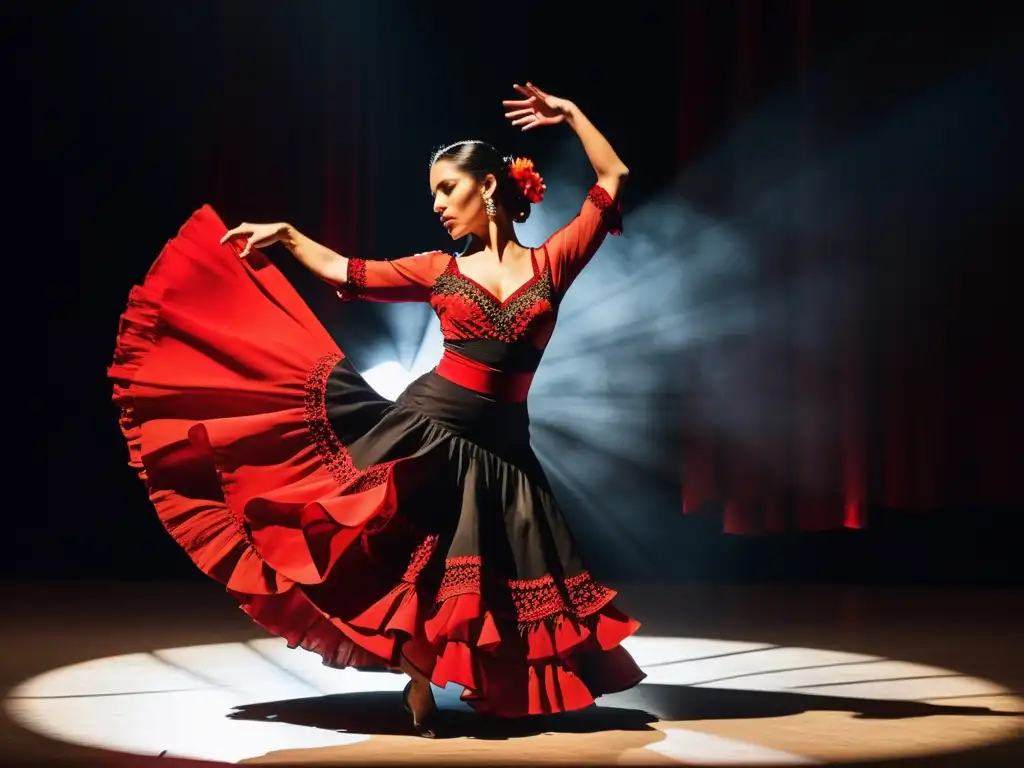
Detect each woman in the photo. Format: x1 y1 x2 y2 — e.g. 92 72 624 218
109 82 643 737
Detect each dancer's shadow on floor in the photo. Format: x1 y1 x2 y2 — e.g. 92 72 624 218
227 691 656 740
226 684 1021 740
601 684 1022 723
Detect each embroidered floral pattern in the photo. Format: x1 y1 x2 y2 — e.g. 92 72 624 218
303 353 357 485
302 353 393 497
403 535 440 583
434 554 616 625
431 259 555 343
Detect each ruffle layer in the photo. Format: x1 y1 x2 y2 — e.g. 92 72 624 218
296 576 644 717
109 206 386 597
423 592 644 716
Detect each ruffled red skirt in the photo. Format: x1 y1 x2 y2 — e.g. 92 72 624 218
108 205 645 718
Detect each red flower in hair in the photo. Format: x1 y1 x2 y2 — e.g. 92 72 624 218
508 157 546 204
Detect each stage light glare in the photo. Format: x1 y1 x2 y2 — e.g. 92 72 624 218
362 361 416 401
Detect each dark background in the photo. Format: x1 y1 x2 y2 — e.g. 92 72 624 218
21 1 1023 586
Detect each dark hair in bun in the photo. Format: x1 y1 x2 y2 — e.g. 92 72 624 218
430 140 533 223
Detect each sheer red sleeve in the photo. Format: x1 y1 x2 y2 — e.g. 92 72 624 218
543 183 623 297
336 251 450 303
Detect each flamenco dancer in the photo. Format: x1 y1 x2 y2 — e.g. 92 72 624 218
109 82 643 737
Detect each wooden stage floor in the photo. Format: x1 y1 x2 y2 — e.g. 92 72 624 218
1 581 1021 767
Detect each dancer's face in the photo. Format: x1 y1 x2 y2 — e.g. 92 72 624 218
430 159 495 241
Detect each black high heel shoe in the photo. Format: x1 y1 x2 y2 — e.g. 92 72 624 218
402 680 439 738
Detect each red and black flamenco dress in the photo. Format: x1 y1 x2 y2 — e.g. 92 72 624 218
108 184 644 718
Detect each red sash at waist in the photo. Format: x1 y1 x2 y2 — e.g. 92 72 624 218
435 349 534 402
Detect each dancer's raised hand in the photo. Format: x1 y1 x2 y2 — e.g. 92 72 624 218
502 82 575 132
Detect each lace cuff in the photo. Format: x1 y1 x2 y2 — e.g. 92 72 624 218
335 258 367 302
587 185 623 236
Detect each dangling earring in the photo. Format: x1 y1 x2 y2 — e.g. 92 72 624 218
484 194 497 222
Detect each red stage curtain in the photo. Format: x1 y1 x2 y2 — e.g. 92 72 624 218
673 1 1020 533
